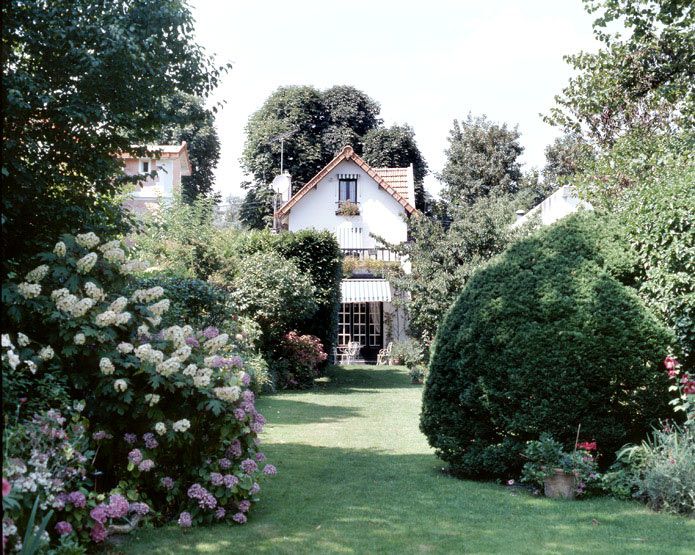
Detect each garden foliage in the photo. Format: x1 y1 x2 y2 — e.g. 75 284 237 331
421 213 674 478
2 232 276 549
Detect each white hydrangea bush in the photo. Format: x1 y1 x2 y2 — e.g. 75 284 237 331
4 232 276 528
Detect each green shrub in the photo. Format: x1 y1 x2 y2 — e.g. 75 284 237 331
421 213 674 478
612 160 695 370
391 338 424 369
213 229 342 354
129 277 233 330
228 251 317 352
618 423 695 516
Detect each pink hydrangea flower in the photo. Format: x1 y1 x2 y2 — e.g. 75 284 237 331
128 449 143 465
160 476 174 490
232 512 247 524
178 512 192 528
138 459 155 472
106 494 130 519
238 500 251 513
55 521 73 536
241 459 257 474
263 464 277 476
2 477 11 497
90 522 107 543
90 505 108 524
215 507 226 520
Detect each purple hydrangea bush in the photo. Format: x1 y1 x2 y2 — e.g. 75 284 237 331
3 232 276 548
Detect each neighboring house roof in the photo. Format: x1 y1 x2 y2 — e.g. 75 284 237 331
118 142 192 176
276 145 417 217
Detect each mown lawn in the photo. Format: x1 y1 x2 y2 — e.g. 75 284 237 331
120 365 694 554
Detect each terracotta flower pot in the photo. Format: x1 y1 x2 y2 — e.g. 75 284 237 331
543 468 576 499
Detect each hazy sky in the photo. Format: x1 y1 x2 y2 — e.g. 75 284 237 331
189 0 602 199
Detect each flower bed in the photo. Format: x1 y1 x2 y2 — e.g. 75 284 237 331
2 232 276 550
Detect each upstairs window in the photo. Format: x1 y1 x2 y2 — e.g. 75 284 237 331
140 160 150 173
338 174 358 202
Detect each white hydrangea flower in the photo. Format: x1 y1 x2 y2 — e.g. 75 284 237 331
204 333 229 352
55 292 78 313
94 310 117 327
137 324 150 336
76 252 98 274
147 316 162 327
74 333 86 345
1 334 13 348
148 299 170 317
154 422 167 436
17 282 41 299
163 326 186 346
75 232 100 248
84 282 106 302
172 345 192 362
182 364 198 377
114 379 128 392
25 265 49 283
70 298 95 318
145 393 161 406
6 349 20 369
99 357 115 375
102 248 126 264
172 419 190 433
54 241 67 257
117 342 134 354
109 297 128 313
155 358 181 377
17 333 30 347
38 346 54 361
115 312 131 326
98 240 121 252
25 360 37 374
213 386 241 403
193 368 213 388
131 286 165 303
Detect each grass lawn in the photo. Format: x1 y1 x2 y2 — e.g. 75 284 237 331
120 365 694 554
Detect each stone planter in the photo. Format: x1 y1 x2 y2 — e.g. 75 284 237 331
544 468 576 499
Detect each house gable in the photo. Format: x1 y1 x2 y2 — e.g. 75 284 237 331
276 146 417 218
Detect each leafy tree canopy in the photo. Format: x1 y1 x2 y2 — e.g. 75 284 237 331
157 92 221 202
1 0 228 273
546 0 694 147
440 114 524 206
363 124 429 210
240 85 427 228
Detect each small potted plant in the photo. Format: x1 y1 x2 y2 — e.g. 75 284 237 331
521 433 600 499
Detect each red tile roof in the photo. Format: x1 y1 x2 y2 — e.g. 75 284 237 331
276 146 417 217
373 166 414 205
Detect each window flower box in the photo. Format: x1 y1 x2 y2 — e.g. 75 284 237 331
336 201 360 216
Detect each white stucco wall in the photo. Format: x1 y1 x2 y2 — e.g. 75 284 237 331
132 159 174 200
512 185 593 228
286 160 408 248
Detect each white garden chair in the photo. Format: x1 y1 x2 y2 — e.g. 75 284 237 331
337 341 360 365
376 342 393 366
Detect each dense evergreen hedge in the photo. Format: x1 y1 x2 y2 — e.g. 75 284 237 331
421 213 674 478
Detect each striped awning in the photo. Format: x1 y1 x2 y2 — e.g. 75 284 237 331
341 279 392 303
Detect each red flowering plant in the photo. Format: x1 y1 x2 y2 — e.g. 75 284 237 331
664 356 694 425
521 433 602 497
277 331 328 389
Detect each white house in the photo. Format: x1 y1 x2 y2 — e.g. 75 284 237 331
119 143 192 215
276 145 416 361
512 185 592 228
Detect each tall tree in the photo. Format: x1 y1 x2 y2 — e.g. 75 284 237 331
1 0 227 272
240 85 385 228
158 92 221 202
542 132 594 185
440 114 524 206
362 125 429 211
322 85 382 155
546 0 694 147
